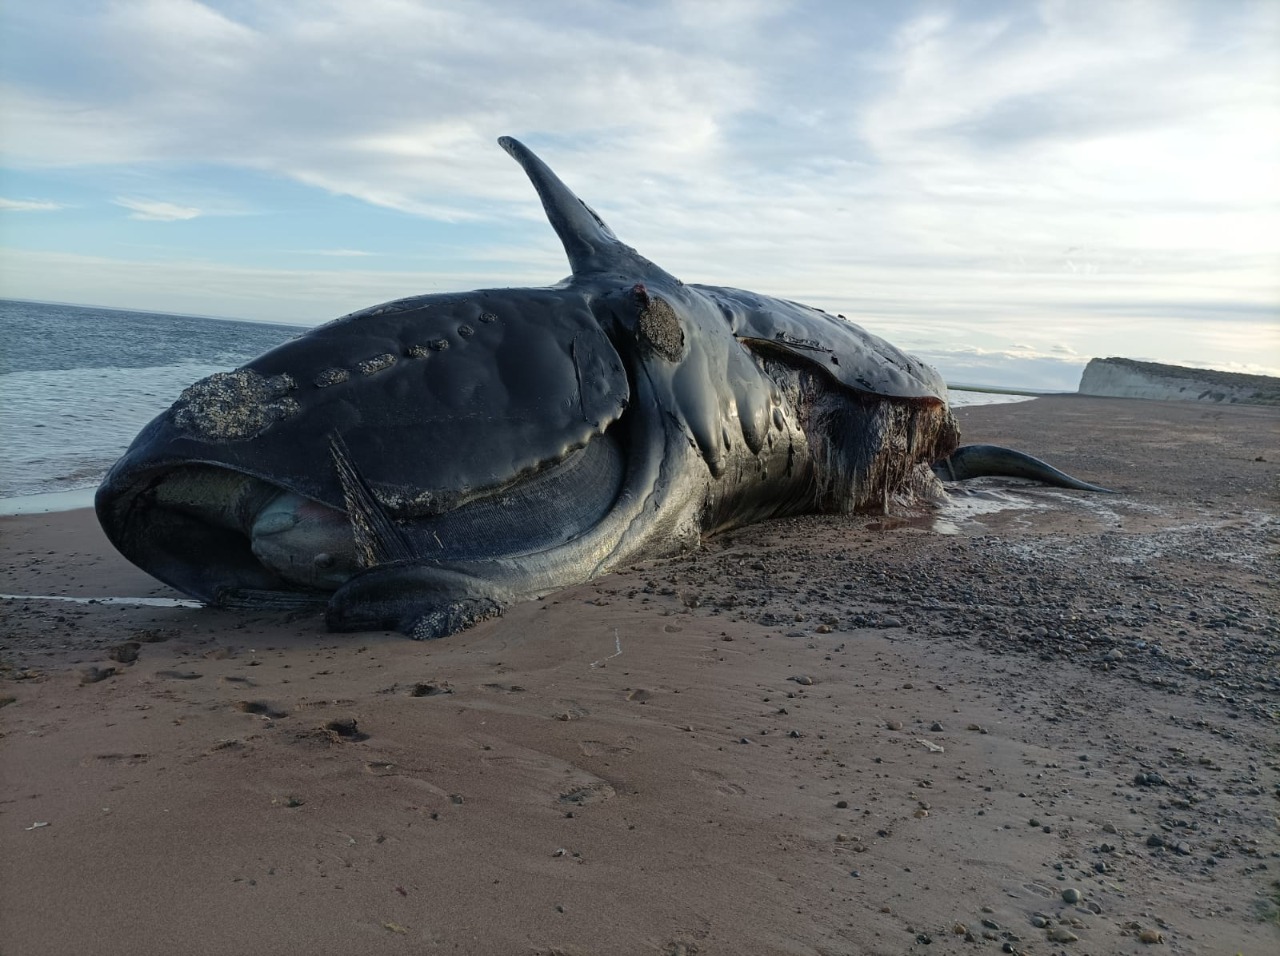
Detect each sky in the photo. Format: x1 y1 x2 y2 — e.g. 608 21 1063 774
1 0 1277 390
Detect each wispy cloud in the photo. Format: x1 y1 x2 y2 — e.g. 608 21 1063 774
0 197 64 212
113 197 201 221
299 248 376 257
0 2 1276 384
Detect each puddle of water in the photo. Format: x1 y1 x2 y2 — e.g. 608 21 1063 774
0 593 202 608
866 514 956 534
867 489 1041 535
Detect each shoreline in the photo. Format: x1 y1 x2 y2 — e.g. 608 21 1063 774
2 396 1277 955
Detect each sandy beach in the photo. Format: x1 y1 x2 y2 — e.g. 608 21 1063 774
1 395 1277 956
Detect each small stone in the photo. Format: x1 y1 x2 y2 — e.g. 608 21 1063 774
836 800 849 809
1101 822 1118 834
886 720 903 731
1031 916 1049 928
929 721 944 732
1029 818 1041 828
1048 926 1079 943
1061 887 1082 904
791 675 815 686
1138 928 1163 944
952 923 967 935
1146 833 1165 848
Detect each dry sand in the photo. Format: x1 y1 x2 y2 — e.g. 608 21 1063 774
1 396 1277 956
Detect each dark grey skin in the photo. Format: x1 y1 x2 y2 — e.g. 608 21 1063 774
95 137 1110 638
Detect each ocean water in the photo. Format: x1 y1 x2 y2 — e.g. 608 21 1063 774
0 299 1030 505
0 300 300 500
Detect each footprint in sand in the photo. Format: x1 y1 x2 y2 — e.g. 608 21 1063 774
551 699 589 721
692 767 747 796
318 717 367 743
235 700 288 719
409 682 453 697
558 780 617 807
480 741 617 808
578 739 637 758
88 752 149 766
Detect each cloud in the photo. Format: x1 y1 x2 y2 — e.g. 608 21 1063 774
1 2 1276 384
300 248 376 257
0 197 63 211
113 197 202 221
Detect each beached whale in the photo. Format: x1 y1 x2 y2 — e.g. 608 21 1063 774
95 137 1109 638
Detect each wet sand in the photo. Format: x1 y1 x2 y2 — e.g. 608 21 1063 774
1 396 1277 955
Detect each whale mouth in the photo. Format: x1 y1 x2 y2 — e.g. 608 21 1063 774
97 430 627 606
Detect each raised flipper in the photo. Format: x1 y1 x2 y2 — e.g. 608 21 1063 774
933 444 1114 493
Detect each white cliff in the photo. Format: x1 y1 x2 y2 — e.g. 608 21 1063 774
1078 358 1280 405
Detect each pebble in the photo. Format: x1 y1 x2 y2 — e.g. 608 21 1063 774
1061 887 1082 904
1146 834 1165 848
790 675 814 685
1048 926 1079 942
1139 928 1164 944
835 800 849 809
929 721 944 732
886 720 903 731
1031 915 1049 928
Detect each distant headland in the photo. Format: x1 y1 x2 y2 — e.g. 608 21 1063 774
1078 357 1280 406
